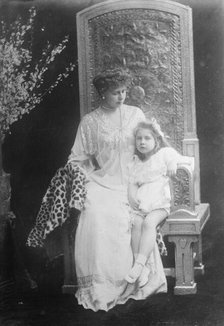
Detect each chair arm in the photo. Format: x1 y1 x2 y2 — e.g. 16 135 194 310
169 158 197 218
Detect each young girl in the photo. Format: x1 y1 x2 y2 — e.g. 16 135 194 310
125 119 192 287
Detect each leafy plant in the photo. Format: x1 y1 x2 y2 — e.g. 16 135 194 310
0 7 76 139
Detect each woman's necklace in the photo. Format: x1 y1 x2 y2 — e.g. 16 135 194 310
100 104 114 111
100 104 124 128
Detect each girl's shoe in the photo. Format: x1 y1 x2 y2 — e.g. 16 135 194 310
125 254 147 283
138 265 150 288
125 261 144 283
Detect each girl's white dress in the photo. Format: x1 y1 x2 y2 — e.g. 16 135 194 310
129 148 184 215
68 105 167 311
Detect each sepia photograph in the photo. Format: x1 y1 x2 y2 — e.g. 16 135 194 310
0 0 224 325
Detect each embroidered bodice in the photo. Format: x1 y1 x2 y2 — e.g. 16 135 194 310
68 104 145 188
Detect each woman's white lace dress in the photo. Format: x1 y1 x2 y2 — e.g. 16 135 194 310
68 105 167 311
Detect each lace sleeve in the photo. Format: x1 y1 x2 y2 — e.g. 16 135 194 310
68 114 97 172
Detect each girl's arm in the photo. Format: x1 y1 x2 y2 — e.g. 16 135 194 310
166 161 178 177
163 148 182 177
164 148 194 177
128 182 140 210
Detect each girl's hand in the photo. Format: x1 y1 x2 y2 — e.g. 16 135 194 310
167 163 177 177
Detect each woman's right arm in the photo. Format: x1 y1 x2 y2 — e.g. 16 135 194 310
128 182 139 210
67 116 96 174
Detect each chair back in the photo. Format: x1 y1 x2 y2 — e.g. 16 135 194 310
76 0 200 203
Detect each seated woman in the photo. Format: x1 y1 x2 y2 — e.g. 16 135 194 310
67 67 168 312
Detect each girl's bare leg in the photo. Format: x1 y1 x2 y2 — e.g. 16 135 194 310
130 214 143 257
126 209 168 283
138 209 168 258
125 214 143 283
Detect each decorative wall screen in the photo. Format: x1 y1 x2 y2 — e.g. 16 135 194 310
89 9 183 151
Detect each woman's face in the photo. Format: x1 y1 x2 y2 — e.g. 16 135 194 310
102 86 127 110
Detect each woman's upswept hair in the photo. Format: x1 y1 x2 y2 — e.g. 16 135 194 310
93 67 133 95
134 119 171 159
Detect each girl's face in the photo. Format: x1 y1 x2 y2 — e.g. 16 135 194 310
135 128 156 157
102 86 127 110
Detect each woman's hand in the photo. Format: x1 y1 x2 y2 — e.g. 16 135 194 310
128 194 140 210
128 182 139 210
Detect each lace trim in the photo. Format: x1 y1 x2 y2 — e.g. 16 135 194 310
95 105 143 134
80 114 96 155
77 273 125 288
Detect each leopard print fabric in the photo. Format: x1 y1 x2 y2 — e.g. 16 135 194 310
26 162 87 248
156 229 167 256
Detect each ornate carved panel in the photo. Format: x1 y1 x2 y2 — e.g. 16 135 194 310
172 168 191 208
170 164 195 213
88 9 183 151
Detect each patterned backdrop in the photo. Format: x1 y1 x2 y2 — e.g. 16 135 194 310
88 9 184 151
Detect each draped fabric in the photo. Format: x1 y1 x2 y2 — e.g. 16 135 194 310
26 162 87 247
